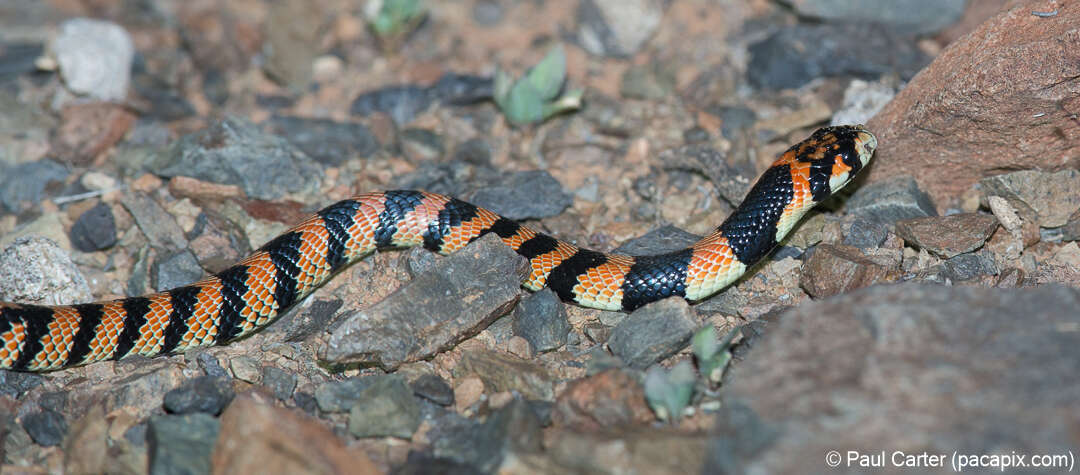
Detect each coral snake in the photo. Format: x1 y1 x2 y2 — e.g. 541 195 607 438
0 125 876 371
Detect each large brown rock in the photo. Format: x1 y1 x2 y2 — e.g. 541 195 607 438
866 0 1080 206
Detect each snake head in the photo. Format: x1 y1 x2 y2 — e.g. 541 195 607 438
821 124 877 194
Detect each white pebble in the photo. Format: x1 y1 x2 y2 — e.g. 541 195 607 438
52 18 134 102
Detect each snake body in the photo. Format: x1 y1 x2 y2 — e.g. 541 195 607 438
0 125 876 371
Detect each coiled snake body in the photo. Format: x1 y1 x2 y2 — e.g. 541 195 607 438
0 125 876 371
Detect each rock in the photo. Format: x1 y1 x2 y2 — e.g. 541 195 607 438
472 0 504 26
322 233 528 369
228 356 261 384
260 366 297 401
429 73 494 105
50 103 136 166
147 413 220 475
576 0 663 58
0 159 68 213
153 250 204 292
454 376 485 412
831 78 897 126
162 376 235 416
314 377 377 413
789 0 966 35
845 175 937 224
469 171 573 220
932 251 999 283
265 298 342 342
613 225 702 256
865 2 1080 203
799 244 901 298
656 145 752 207
410 373 455 407
400 128 445 161
682 126 710 144
712 284 1080 473
0 42 42 83
0 237 92 305
173 3 258 75
0 370 43 398
350 84 431 125
265 116 379 166
151 116 322 200
607 298 698 370
213 395 379 474
1061 209 1080 242
548 430 708 474
451 137 493 165
62 405 108 475
132 70 197 121
553 369 653 431
52 18 134 101
347 375 422 439
894 213 999 258
620 62 676 99
196 352 229 379
121 192 188 251
70 202 118 252
455 349 554 401
21 409 67 447
842 217 889 249
512 290 570 353
979 169 1080 228
433 397 542 473
747 24 927 90
506 335 534 359
262 0 319 89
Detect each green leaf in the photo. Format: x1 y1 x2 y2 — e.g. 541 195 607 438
540 88 583 120
504 80 545 125
493 68 513 108
525 45 567 101
692 326 719 361
644 361 696 422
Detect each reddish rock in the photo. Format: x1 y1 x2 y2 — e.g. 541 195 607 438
800 244 901 298
51 103 136 166
552 369 653 431
866 1 1080 205
894 213 999 258
212 394 379 475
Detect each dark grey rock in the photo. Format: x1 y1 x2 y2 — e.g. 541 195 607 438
576 0 663 58
70 202 118 252
845 175 937 225
147 413 220 475
430 73 494 105
451 137 493 165
347 375 422 439
293 391 318 415
121 193 188 251
350 84 431 125
153 250 204 292
410 373 454 406
265 116 379 166
747 24 928 90
512 289 570 353
261 366 297 401
790 0 966 36
314 376 377 413
433 397 542 473
202 69 228 106
162 376 235 416
469 170 573 220
613 225 701 256
322 233 528 369
151 116 322 200
265 298 342 342
196 352 229 379
132 67 196 120
0 42 43 82
21 409 66 447
38 391 67 412
978 169 1080 228
843 216 889 248
607 298 698 369
0 159 68 213
932 252 1000 283
657 145 752 206
0 370 43 398
706 105 757 140
400 128 445 161
713 284 1080 473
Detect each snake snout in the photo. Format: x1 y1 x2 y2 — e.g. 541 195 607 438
854 128 877 168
